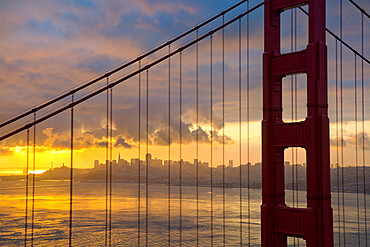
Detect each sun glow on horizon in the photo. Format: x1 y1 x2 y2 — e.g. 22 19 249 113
29 170 47 175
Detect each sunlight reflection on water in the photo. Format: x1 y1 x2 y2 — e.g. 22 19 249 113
0 180 368 246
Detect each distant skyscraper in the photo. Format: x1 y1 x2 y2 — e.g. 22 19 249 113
146 153 152 162
164 160 172 167
228 160 233 168
151 157 163 167
131 158 140 167
94 160 99 169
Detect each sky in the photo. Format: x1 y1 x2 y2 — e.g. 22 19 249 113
0 0 369 174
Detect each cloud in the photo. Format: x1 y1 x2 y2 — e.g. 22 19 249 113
150 121 233 146
77 55 123 73
0 0 369 158
115 136 132 148
330 132 370 150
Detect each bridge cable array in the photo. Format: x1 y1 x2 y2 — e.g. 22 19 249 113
12 1 369 245
14 1 264 246
0 0 252 132
13 1 369 245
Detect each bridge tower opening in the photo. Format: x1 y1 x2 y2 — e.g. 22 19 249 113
262 0 334 246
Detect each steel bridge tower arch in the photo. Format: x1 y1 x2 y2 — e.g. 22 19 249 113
262 0 334 246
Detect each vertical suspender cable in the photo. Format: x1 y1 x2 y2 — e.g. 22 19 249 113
354 54 360 246
335 39 341 246
179 52 183 246
31 112 36 247
109 86 113 246
105 78 109 247
210 34 214 245
361 12 368 246
210 34 214 247
145 69 149 247
196 30 200 247
138 61 141 247
246 1 251 245
69 94 74 247
238 18 243 247
222 15 226 247
168 45 171 247
340 0 346 243
24 129 30 247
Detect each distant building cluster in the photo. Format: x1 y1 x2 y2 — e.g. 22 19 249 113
93 152 215 170
26 152 370 194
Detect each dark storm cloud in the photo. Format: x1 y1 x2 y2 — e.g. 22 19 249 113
115 136 132 148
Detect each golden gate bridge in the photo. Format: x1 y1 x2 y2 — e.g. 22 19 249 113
0 0 369 246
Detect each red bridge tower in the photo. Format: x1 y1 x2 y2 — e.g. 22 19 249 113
262 0 334 246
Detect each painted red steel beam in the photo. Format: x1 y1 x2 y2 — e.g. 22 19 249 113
262 0 334 246
272 0 307 11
